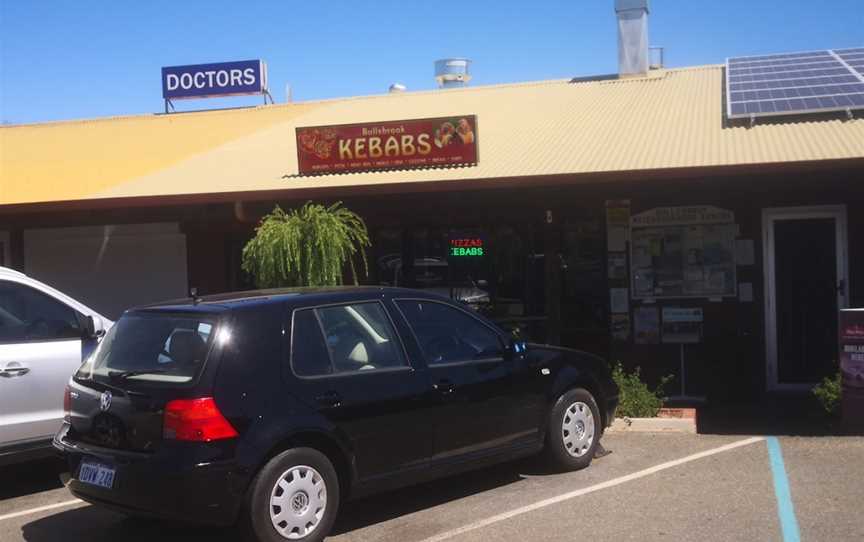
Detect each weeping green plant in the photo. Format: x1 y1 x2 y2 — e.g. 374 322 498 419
241 202 370 288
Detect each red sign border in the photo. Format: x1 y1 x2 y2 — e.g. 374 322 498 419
295 115 479 176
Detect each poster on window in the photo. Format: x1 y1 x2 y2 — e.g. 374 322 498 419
840 309 864 434
610 288 629 314
611 314 631 342
608 253 627 280
634 306 660 344
840 309 864 389
605 200 631 252
662 307 704 344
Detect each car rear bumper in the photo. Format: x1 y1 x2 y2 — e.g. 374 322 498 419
53 422 244 526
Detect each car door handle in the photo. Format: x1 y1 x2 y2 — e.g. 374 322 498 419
433 380 455 396
315 391 342 408
0 364 30 378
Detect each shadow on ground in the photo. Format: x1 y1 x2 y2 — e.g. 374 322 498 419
0 458 65 501
695 394 842 436
20 456 550 541
21 508 233 542
332 458 533 536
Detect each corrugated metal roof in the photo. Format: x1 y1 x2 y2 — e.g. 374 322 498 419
1 65 862 207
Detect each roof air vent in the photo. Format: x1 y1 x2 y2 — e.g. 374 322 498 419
434 58 472 88
615 0 650 76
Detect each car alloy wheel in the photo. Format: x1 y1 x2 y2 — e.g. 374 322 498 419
561 401 595 458
269 465 327 540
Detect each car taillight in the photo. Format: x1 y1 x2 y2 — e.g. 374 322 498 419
163 397 238 442
63 385 72 421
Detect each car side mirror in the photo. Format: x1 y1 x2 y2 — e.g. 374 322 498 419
508 336 527 355
82 315 99 340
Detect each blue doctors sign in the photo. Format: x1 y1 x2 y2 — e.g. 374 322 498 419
161 60 267 100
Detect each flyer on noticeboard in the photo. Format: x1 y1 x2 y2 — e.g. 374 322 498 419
662 307 704 344
634 306 660 345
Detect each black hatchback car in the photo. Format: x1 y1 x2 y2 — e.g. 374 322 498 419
55 287 618 542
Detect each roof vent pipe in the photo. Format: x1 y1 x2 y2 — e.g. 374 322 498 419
615 0 649 76
434 58 472 88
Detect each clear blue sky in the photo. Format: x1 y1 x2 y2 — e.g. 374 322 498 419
1 1 862 124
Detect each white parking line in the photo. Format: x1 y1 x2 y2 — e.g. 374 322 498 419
0 499 83 523
420 436 766 542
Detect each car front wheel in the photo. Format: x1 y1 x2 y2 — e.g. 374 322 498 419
245 447 340 542
543 388 601 471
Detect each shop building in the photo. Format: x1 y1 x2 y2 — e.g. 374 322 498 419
2 49 864 403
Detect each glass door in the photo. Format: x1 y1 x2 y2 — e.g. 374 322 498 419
763 206 849 390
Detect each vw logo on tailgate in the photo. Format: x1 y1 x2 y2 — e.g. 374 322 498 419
99 391 112 412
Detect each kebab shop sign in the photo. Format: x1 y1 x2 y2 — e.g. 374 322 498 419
296 116 478 175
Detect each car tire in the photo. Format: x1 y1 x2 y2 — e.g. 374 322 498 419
244 447 340 542
543 388 601 471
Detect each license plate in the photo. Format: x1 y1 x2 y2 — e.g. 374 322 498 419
78 460 116 489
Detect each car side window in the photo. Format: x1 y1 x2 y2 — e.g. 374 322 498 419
291 302 407 377
395 300 504 365
0 280 82 344
291 308 334 377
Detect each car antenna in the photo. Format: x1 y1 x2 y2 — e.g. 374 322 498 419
190 287 202 305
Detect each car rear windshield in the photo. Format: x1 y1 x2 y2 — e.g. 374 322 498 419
76 312 219 385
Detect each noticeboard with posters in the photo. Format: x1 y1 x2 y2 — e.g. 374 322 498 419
630 206 737 300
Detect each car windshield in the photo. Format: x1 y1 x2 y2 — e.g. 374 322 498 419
76 312 219 385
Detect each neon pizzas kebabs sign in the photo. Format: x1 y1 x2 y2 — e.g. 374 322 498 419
296 116 478 175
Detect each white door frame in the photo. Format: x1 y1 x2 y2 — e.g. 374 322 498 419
762 205 849 391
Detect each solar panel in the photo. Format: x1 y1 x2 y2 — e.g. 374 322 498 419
726 48 864 119
835 48 864 79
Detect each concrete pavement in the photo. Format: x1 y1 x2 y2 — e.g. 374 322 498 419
1 433 861 541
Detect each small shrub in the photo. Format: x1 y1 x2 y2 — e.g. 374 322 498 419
812 372 841 416
611 362 672 418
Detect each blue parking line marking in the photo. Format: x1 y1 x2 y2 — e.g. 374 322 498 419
767 437 801 542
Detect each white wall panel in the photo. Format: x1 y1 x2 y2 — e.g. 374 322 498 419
24 223 188 319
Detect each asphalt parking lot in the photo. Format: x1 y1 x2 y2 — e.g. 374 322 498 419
1 433 862 542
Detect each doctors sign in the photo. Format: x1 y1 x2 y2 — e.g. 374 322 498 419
161 60 267 100
296 116 478 175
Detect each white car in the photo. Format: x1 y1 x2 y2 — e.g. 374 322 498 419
0 266 111 465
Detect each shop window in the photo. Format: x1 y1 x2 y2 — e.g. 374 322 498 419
375 229 403 286
374 224 544 341
559 210 609 353
227 234 256 292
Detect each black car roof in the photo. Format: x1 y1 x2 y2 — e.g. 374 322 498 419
133 286 449 314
